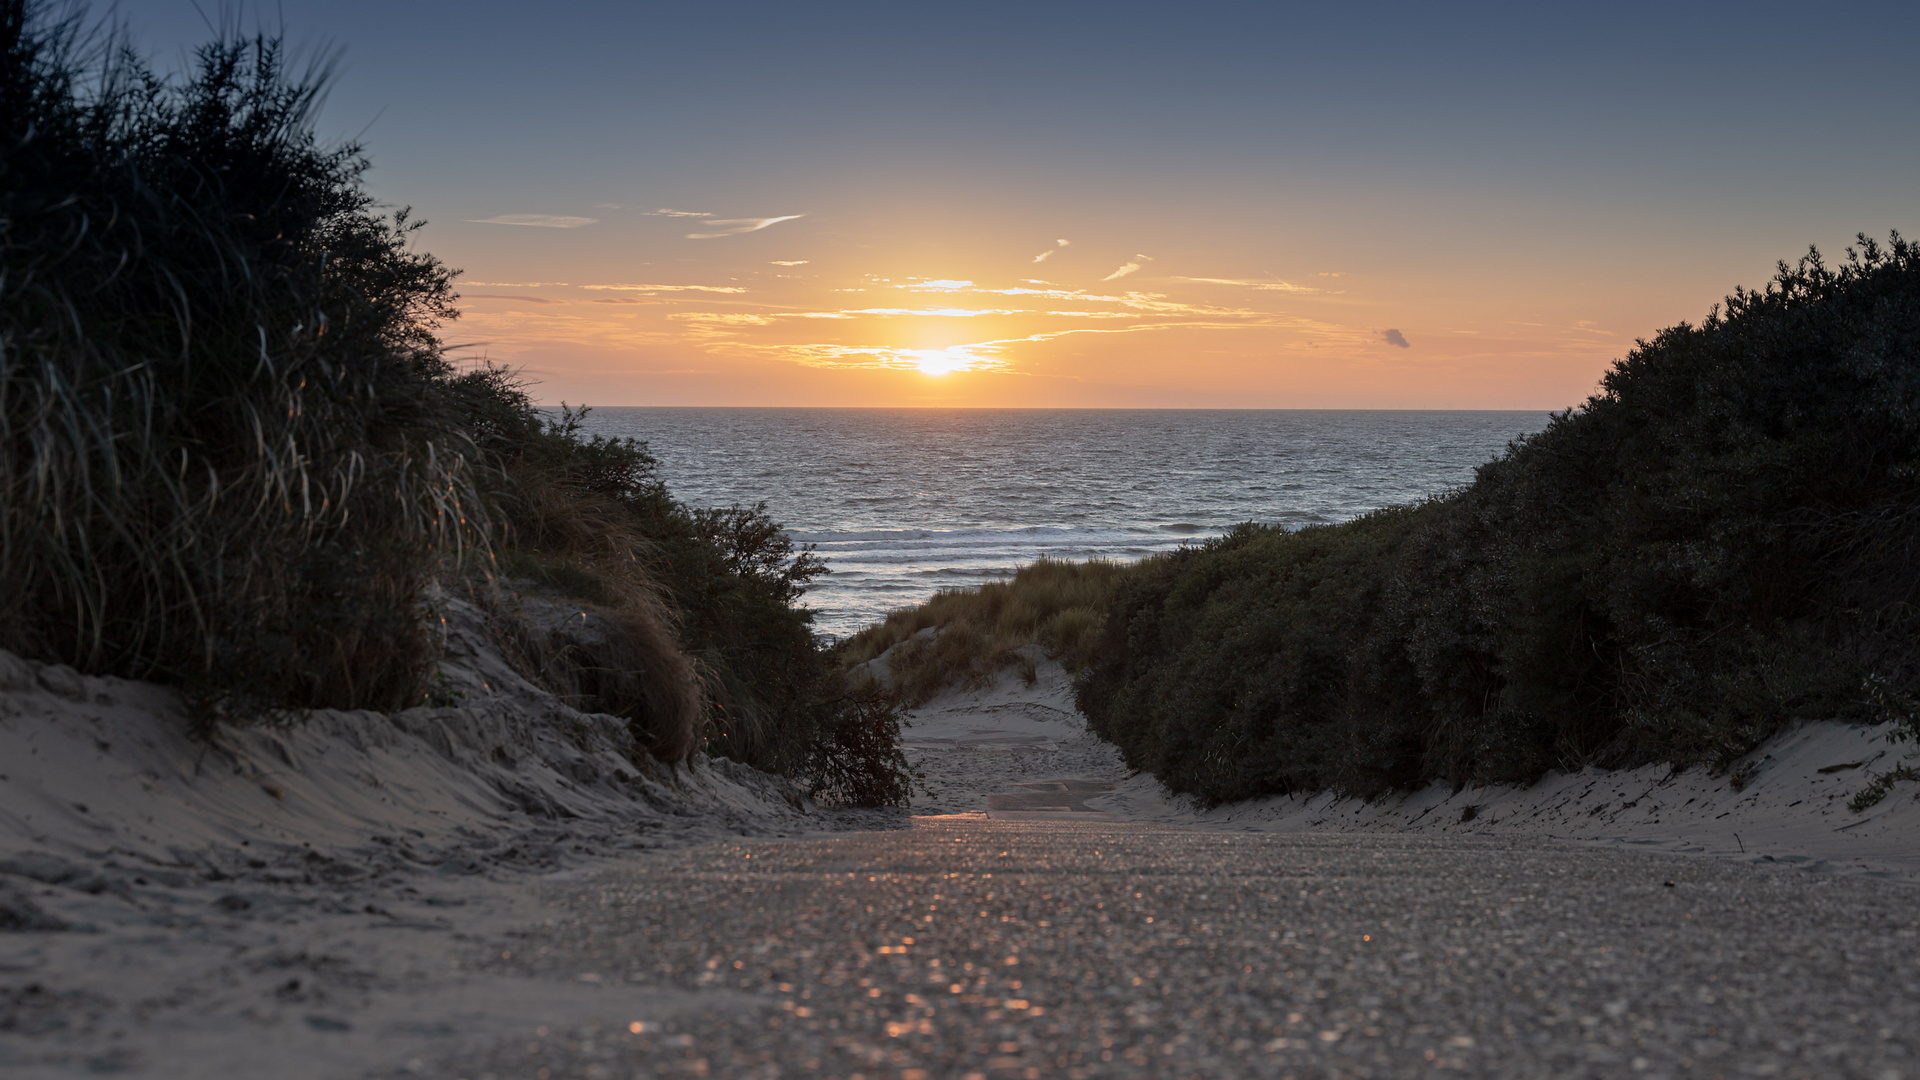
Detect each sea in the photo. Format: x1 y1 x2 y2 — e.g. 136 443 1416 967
572 409 1551 639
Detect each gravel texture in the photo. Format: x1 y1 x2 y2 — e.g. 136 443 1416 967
439 818 1920 1080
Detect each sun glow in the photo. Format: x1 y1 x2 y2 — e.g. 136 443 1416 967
909 347 982 376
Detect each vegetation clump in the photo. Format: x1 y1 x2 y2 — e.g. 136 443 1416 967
0 3 908 806
839 558 1123 703
1077 237 1920 806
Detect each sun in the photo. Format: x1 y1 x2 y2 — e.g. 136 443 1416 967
908 347 979 377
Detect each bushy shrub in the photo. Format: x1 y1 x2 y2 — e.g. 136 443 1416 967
0 5 911 804
0 4 475 712
1079 237 1920 805
449 368 908 803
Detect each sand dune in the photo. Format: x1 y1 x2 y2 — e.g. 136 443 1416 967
902 656 1920 882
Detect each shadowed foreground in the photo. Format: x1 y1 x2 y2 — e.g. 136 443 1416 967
444 818 1918 1080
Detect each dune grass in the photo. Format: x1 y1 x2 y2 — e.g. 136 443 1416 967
0 5 910 805
838 558 1125 704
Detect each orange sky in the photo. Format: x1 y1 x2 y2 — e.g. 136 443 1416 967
443 212 1673 410
144 2 1914 409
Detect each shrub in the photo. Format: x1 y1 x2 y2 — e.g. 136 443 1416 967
0 4 476 712
450 369 908 803
1079 236 1920 805
0 5 912 804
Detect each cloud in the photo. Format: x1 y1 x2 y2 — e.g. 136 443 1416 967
670 313 770 325
460 281 570 287
900 279 975 291
588 297 669 305
465 294 567 304
770 260 809 266
581 283 749 293
465 214 598 228
649 208 713 217
1178 277 1318 293
1382 328 1410 348
839 308 1017 317
1102 254 1154 281
734 342 1011 374
686 214 805 240
1032 238 1071 263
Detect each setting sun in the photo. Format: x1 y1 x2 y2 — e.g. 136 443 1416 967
910 347 982 377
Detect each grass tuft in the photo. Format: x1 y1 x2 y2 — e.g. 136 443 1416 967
838 558 1124 703
0 5 913 804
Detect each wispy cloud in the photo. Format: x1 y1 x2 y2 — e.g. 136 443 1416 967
900 279 975 291
671 313 770 325
581 283 749 293
461 281 570 287
1382 328 1410 348
1032 238 1071 264
834 308 1018 317
466 294 567 305
1102 254 1154 281
686 214 805 240
588 297 670 305
734 342 1012 374
770 260 809 266
649 208 713 217
1178 277 1318 293
465 214 598 228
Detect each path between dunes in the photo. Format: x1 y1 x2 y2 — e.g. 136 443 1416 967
445 818 1920 1080
3 650 1919 1076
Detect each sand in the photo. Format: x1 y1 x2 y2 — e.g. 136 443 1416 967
901 654 1920 882
0 596 842 1078
3 625 1915 1076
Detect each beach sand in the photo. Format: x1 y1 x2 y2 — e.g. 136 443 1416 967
3 629 1915 1075
901 653 1920 883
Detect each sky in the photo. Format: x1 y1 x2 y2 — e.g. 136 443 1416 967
131 1 1920 409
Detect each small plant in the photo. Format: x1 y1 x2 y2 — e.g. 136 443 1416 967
1848 674 1920 812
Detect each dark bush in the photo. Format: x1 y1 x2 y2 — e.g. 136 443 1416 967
0 3 474 712
0 4 910 803
1079 236 1920 805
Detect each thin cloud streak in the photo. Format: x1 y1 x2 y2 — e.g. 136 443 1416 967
1179 277 1319 293
581 284 750 293
686 214 805 239
1032 238 1071 263
1102 254 1153 281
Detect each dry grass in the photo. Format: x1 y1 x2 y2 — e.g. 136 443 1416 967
0 19 480 713
838 558 1125 703
483 460 705 763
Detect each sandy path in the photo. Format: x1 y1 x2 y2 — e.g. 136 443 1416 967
7 648 1918 1076
438 817 1920 1079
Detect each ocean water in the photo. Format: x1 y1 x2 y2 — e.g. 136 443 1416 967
573 409 1551 638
